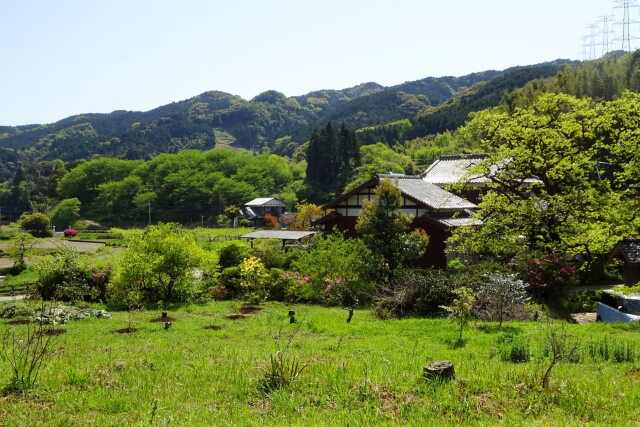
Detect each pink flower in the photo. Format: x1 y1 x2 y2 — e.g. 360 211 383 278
303 276 311 281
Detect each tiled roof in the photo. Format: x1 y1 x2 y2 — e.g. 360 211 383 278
379 175 476 211
421 154 489 185
434 217 483 227
618 238 640 264
421 154 540 186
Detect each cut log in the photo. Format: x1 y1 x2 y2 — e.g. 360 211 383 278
423 360 455 380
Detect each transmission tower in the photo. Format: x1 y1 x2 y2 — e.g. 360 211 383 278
613 0 640 51
598 15 615 55
585 23 599 59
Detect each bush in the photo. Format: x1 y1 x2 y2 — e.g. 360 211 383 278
218 266 243 298
218 242 249 269
265 268 288 301
521 254 578 299
473 273 529 325
109 223 218 304
375 269 455 318
63 229 78 238
292 233 375 306
21 213 52 238
36 246 101 302
250 239 298 270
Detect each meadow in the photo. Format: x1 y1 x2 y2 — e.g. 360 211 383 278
1 301 639 426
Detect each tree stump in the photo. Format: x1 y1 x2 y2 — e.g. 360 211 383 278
164 322 172 330
423 360 455 380
162 312 168 319
288 310 296 324
346 309 354 323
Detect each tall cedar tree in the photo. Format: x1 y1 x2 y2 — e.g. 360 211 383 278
305 122 359 199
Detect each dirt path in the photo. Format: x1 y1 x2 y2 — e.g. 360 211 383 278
0 240 105 252
570 312 597 324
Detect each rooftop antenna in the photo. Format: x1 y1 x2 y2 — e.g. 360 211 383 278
613 0 640 51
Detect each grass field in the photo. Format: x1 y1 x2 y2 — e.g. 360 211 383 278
1 301 639 425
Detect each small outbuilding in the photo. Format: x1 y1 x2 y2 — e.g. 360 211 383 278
611 238 640 286
243 198 286 226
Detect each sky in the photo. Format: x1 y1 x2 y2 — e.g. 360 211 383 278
0 0 633 125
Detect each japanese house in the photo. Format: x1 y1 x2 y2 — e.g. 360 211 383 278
316 174 480 269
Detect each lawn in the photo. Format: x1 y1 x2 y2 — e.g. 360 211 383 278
1 301 639 425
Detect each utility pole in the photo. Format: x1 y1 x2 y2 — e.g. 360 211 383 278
201 215 204 227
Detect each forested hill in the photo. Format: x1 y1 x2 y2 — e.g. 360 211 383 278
0 63 559 171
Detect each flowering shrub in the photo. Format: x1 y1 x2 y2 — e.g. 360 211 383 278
279 271 312 301
239 257 269 303
523 254 578 298
63 229 78 238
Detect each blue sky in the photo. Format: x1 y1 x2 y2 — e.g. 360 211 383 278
0 0 632 125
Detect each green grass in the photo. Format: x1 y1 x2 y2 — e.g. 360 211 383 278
212 129 251 153
1 302 639 425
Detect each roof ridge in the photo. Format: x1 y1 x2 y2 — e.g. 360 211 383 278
438 153 489 161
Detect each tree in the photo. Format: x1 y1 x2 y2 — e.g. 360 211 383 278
440 287 475 342
285 202 325 231
450 93 640 274
305 122 361 199
344 143 415 192
8 233 35 273
21 212 52 238
110 223 218 303
355 179 429 279
48 198 81 229
474 273 528 327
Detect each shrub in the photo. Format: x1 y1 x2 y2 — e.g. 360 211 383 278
239 218 253 227
1 310 58 393
250 239 298 270
218 242 250 269
109 223 218 303
239 256 269 304
218 266 243 298
473 273 529 326
522 254 578 299
63 229 78 238
292 233 375 306
21 213 52 238
36 246 98 302
376 269 455 318
265 268 288 301
264 213 280 230
277 270 312 302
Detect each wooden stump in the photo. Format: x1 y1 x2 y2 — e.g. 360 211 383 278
423 360 455 380
162 311 168 319
288 310 296 324
346 309 354 323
